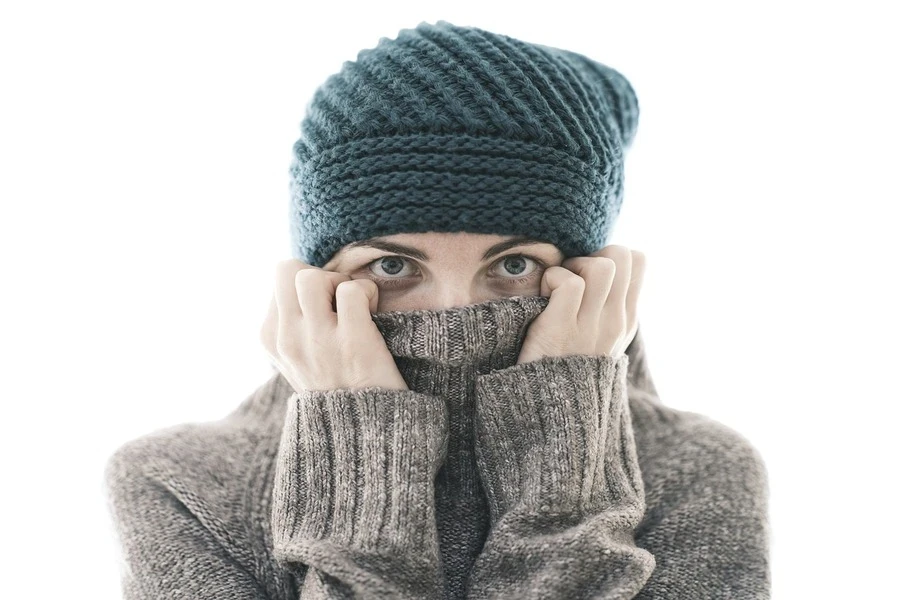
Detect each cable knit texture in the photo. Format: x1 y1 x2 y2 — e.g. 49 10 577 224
287 20 640 267
104 295 771 598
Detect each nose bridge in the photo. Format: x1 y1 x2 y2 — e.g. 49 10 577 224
425 272 485 310
432 283 477 311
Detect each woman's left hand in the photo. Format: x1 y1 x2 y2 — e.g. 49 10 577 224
516 245 646 365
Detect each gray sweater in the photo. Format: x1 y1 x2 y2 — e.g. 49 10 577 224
104 294 770 599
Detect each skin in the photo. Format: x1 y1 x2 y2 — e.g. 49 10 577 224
260 232 645 393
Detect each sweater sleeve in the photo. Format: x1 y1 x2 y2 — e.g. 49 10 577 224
270 386 449 599
104 439 270 599
467 353 656 599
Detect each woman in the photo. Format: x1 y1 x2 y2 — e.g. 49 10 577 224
104 20 770 599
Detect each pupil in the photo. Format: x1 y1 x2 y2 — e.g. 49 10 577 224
504 256 526 275
381 257 404 275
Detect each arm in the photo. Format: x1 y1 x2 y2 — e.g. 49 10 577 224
467 352 655 599
632 414 771 599
104 440 269 599
271 386 449 599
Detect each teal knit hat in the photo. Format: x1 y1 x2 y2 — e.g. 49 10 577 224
288 20 639 268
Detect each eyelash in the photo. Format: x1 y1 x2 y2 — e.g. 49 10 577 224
366 254 547 287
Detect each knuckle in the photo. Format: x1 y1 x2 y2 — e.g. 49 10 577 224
274 336 296 358
274 329 302 358
590 256 617 275
564 272 586 289
277 258 303 277
294 267 321 282
598 246 631 265
597 259 618 279
355 278 377 296
595 256 617 269
335 279 360 296
326 269 351 280
333 276 353 291
631 250 647 271
606 311 627 330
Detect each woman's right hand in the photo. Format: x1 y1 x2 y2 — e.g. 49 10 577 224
260 259 409 394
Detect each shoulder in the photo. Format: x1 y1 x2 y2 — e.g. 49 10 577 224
627 389 768 498
103 370 300 599
626 390 771 595
107 370 290 481
104 419 262 500
627 390 770 561
103 370 295 555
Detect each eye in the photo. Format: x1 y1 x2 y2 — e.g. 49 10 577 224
368 256 419 282
364 253 546 288
491 254 545 283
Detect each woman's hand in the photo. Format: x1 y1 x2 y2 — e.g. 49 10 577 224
260 259 409 393
516 245 646 365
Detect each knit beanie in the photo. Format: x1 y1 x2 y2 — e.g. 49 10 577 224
288 20 639 268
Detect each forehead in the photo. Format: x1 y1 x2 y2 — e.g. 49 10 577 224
381 232 511 244
348 233 559 255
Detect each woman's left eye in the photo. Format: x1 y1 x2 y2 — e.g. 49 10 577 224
492 254 543 282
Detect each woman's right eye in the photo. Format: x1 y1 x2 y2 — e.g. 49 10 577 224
368 256 418 280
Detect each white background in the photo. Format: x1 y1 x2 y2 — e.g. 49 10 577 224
2 1 896 598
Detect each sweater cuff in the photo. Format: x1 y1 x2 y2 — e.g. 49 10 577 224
272 387 448 556
473 353 642 521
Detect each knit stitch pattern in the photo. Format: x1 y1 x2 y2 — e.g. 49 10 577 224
287 20 640 267
104 295 770 598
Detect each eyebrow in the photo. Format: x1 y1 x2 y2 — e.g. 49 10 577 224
343 236 555 262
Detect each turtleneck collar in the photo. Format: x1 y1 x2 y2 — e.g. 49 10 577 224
266 294 657 402
371 294 548 368
369 294 657 397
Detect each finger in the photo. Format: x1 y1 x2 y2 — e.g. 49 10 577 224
274 259 304 321
273 259 310 359
295 268 349 322
362 278 379 314
560 255 616 326
259 291 279 358
625 250 646 334
538 266 585 329
335 279 378 331
594 245 632 320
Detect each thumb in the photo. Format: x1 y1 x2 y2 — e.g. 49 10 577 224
538 266 584 327
334 279 379 332
352 278 380 315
